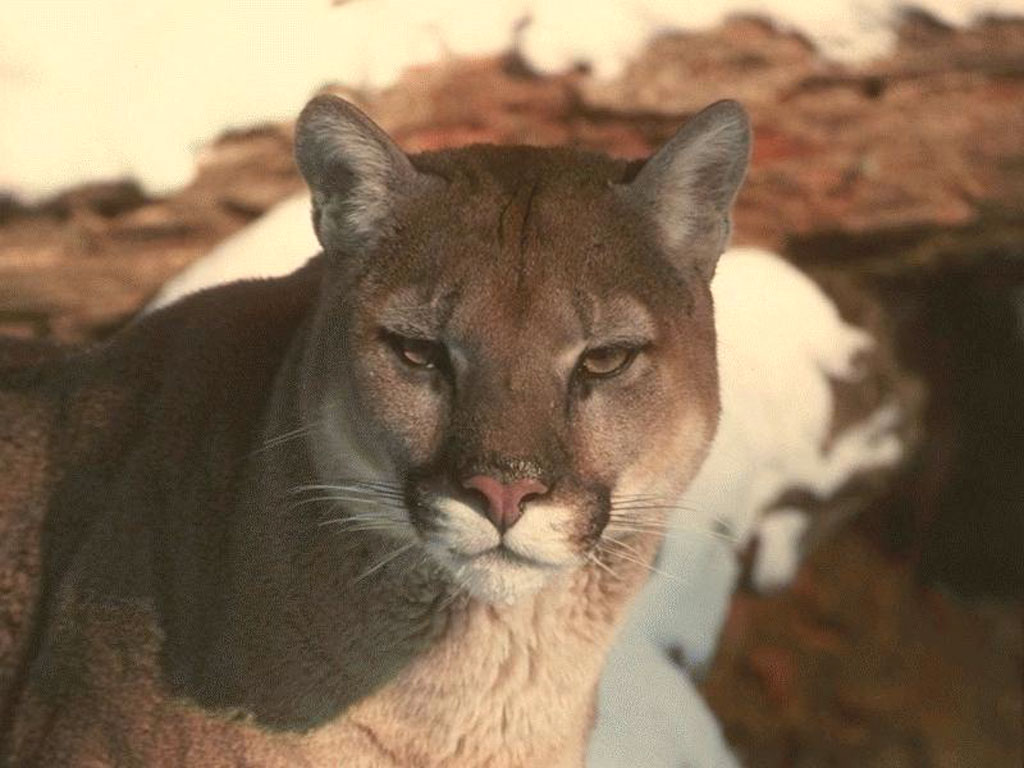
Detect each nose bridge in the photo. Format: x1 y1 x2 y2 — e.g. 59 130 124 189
450 355 565 480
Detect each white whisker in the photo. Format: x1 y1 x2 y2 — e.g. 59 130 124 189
610 503 703 514
353 542 417 584
599 539 689 585
289 478 403 490
318 519 406 532
587 551 622 580
252 420 323 456
317 510 405 524
288 483 405 500
605 521 737 546
288 495 406 513
438 579 469 612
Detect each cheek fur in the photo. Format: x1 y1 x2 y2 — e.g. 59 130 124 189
616 405 715 501
571 352 719 499
570 369 664 483
365 366 449 467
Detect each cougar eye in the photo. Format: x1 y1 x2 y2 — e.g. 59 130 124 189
388 335 447 370
578 346 638 379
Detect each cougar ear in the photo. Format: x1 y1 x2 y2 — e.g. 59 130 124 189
625 100 751 279
295 94 430 255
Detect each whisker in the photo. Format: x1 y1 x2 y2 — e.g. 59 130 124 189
315 518 403 528
604 522 669 536
287 495 406 512
606 511 672 523
609 505 736 533
609 503 704 514
438 580 469 612
605 521 738 546
251 420 323 456
605 517 680 533
602 535 647 559
587 551 622 580
323 525 402 536
323 493 406 507
289 477 404 489
333 492 406 503
599 539 689 584
344 479 405 491
605 518 669 530
353 542 417 584
316 508 407 522
334 482 406 496
287 483 405 500
317 509 406 521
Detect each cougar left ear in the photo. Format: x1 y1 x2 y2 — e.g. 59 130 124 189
295 94 437 255
624 100 751 279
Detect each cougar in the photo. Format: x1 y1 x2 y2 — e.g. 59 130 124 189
0 94 750 766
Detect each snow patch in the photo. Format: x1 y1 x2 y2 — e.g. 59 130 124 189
3 0 1020 200
145 193 318 312
147 194 320 309
750 509 811 591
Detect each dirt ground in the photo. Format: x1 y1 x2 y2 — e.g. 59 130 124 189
1 13 1021 767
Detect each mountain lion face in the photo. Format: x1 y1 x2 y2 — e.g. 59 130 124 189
294 96 749 602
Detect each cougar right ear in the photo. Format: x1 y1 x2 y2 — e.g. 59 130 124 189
624 100 751 280
295 94 432 255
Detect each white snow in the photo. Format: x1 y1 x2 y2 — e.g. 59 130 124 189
145 194 320 312
590 626 743 768
3 0 1021 201
751 508 812 592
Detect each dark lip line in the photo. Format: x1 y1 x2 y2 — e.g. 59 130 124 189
449 544 560 570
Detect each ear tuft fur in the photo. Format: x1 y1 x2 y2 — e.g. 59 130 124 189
294 95 418 255
626 100 752 278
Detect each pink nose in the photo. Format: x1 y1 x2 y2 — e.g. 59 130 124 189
461 475 549 533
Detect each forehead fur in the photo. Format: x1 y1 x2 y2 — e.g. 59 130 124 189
352 144 693 319
412 144 637 192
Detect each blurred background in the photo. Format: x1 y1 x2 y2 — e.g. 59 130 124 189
1 2 1021 766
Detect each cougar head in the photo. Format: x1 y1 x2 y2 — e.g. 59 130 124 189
293 95 750 603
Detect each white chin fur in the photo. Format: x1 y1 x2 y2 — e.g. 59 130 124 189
427 496 578 603
437 549 556 604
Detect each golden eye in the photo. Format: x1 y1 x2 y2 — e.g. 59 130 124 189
578 346 638 379
392 336 444 370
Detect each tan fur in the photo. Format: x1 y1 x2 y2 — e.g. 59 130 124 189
0 97 749 766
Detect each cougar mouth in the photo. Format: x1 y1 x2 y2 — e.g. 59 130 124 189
446 543 563 570
402 486 582 602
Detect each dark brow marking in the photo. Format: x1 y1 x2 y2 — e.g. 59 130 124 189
516 179 541 295
496 192 517 250
571 288 595 341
